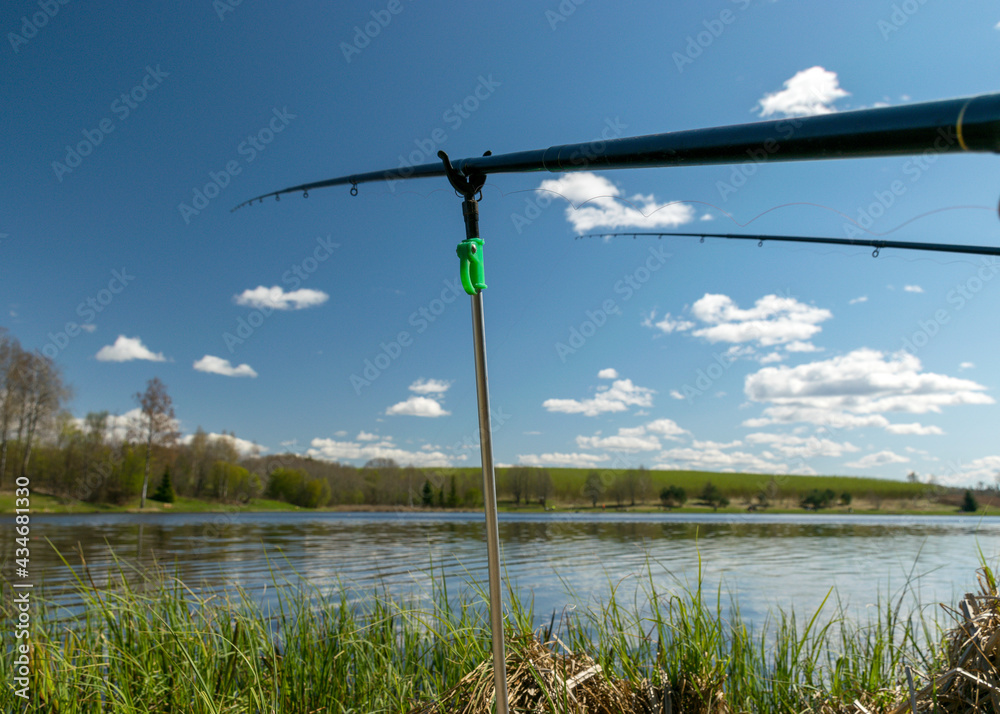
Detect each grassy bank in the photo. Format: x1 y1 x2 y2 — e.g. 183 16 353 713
4 551 991 713
0 490 303 515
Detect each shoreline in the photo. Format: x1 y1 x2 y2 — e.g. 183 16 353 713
1 489 993 517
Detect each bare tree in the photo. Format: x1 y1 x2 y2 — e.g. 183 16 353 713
505 466 531 505
12 351 70 480
135 378 179 508
0 330 20 487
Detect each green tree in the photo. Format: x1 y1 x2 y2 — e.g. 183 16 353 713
840 491 853 506
297 477 330 508
421 479 434 507
267 467 306 503
960 490 979 513
659 484 687 509
583 471 604 507
446 475 458 508
209 461 250 502
699 481 729 511
151 467 175 503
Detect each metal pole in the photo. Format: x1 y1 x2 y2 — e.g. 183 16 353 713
439 148 509 714
470 288 509 714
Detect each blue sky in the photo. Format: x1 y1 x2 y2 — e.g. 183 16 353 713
3 1 1000 486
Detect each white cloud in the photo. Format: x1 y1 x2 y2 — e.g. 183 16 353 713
759 352 784 365
692 439 742 450
669 390 686 400
80 323 97 333
744 349 992 432
386 396 450 417
884 423 944 436
643 310 695 334
756 66 849 117
180 431 267 457
356 431 379 441
408 378 452 394
654 446 790 474
941 455 1000 487
745 432 859 459
308 437 452 467
645 418 689 440
334 430 348 437
95 335 166 362
576 432 661 452
903 285 924 293
597 368 619 379
784 341 821 353
193 355 257 378
845 450 909 470
700 214 715 221
689 293 832 348
233 286 329 310
543 378 654 416
538 172 696 233
960 362 975 370
849 296 868 305
995 20 1000 29
517 452 610 468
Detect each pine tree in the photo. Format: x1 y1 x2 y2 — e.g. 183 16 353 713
960 490 979 513
421 479 434 507
151 467 175 503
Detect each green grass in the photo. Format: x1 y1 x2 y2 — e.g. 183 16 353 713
2 547 973 713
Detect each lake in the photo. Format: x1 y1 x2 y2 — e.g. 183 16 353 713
5 511 999 629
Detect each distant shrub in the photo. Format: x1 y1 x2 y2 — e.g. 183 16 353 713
960 490 979 513
801 488 837 511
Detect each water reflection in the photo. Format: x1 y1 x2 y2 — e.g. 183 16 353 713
3 511 997 629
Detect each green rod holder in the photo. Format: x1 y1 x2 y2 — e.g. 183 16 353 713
456 237 486 295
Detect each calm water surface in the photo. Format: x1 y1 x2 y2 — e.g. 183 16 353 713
4 511 999 628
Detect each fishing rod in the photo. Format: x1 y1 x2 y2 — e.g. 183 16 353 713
235 91 1000 714
575 231 1000 258
233 92 1000 208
